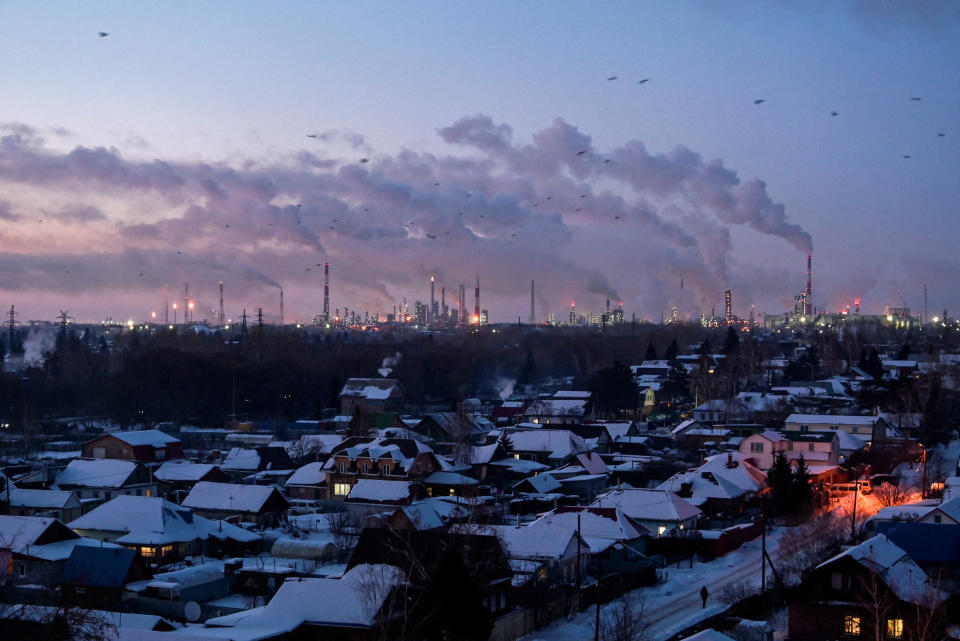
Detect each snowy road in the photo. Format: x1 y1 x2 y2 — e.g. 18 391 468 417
522 528 783 641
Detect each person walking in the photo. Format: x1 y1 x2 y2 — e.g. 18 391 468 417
700 585 709 609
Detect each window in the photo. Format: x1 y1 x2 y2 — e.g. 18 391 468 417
449 488 456 496
750 442 764 453
800 425 809 433
934 514 942 523
339 462 346 474
886 619 903 638
360 463 368 474
657 525 666 536
140 546 156 558
16 563 25 577
382 465 391 475
843 615 861 636
416 463 422 474
809 442 815 452
136 489 142 496
334 482 351 496
104 491 111 500
160 544 174 556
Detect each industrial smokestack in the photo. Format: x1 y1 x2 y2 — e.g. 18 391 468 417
474 275 480 321
924 282 928 325
724 289 733 326
441 286 446 323
280 288 284 326
218 281 224 326
458 284 465 326
323 263 330 323
430 275 435 325
806 255 812 316
529 280 535 324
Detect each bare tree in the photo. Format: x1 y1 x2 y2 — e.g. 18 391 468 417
601 595 649 641
872 482 908 508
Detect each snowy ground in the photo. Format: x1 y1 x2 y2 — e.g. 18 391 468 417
521 526 790 641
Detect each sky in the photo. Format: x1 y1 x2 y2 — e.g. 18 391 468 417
0 1 957 325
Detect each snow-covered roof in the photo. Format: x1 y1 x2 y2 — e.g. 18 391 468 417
523 398 588 417
552 390 591 399
55 459 137 489
785 414 878 425
698 453 767 493
591 488 702 523
204 563 406 635
489 458 550 474
575 452 608 475
222 448 262 471
0 515 74 553
289 434 347 457
395 503 445 530
339 378 400 400
484 523 579 560
99 430 179 448
347 479 412 503
7 485 77 510
155 461 220 482
285 462 327 487
506 429 590 460
532 507 649 553
460 443 501 465
818 534 947 606
182 481 283 514
423 471 478 486
69 495 260 545
680 630 735 641
657 471 747 506
514 474 562 494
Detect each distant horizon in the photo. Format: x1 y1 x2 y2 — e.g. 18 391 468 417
0 3 957 324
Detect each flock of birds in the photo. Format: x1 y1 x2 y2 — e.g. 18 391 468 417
84 33 950 280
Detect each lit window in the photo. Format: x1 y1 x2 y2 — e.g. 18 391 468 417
514 454 520 460
886 619 903 638
334 482 351 496
843 615 861 636
657 525 666 536
161 544 174 556
449 488 456 496
141 546 156 557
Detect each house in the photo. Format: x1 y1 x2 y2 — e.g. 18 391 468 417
788 534 947 641
153 461 230 502
69 495 261 563
492 400 526 426
323 437 443 501
339 378 405 415
285 461 327 501
782 414 893 441
346 478 424 506
531 506 651 578
502 428 591 465
57 546 150 607
0 515 109 588
182 481 290 528
590 488 702 536
286 433 348 466
422 471 479 498
657 453 767 517
54 458 157 502
412 412 492 444
875 520 960 592
693 399 749 424
739 430 838 470
739 430 791 470
203 564 409 640
3 482 82 522
483 521 590 586
81 430 184 463
220 446 295 483
455 442 510 481
521 396 590 425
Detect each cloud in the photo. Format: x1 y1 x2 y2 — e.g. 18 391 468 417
0 115 816 320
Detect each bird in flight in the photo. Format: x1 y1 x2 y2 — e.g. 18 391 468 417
604 159 612 163
307 133 318 139
831 111 838 116
937 133 946 137
614 216 621 220
98 32 109 37
607 75 618 81
754 99 766 105
903 154 912 159
638 78 650 84
426 234 437 239
576 150 587 156
910 97 922 102
360 158 369 163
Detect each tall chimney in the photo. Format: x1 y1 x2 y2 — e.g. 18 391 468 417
430 275 436 325
441 286 446 322
279 288 284 326
218 281 224 326
474 275 480 321
529 280 536 324
323 263 330 322
458 284 465 325
806 254 812 316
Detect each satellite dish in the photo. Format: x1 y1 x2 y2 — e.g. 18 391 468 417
184 601 202 622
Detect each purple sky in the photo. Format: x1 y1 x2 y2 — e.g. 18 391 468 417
0 2 957 324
